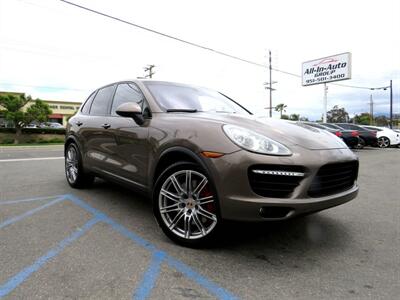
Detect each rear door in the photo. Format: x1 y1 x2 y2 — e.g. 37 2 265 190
106 82 151 188
80 84 116 172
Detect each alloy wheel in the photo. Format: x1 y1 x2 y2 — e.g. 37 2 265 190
65 145 79 184
158 170 218 240
378 137 390 148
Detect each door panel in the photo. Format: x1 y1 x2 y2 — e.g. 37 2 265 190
107 116 150 187
79 116 115 172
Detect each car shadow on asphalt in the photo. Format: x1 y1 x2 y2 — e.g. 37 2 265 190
81 178 352 259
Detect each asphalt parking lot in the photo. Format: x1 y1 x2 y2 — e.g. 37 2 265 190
0 145 399 299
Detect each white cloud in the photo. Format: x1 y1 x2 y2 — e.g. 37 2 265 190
0 0 399 119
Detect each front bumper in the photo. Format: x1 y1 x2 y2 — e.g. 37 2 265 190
203 146 359 221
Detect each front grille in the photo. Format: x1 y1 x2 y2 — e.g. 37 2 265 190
248 165 306 198
308 161 358 197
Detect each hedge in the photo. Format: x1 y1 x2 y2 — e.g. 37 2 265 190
0 128 66 134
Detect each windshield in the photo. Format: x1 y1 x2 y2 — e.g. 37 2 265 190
145 82 250 114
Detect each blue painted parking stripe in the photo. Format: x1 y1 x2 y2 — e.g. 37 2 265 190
0 194 237 299
64 194 238 300
0 198 64 230
133 251 166 300
0 217 99 298
0 195 65 205
65 194 159 252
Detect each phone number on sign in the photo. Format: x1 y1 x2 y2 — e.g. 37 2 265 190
305 73 346 84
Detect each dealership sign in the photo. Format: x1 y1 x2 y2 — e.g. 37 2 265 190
302 52 351 86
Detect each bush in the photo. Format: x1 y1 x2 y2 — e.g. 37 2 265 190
1 137 15 144
0 127 65 134
23 128 66 134
38 137 64 144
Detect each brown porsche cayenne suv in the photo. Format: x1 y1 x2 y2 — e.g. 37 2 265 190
65 80 359 247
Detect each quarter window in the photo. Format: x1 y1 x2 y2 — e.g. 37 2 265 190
81 92 96 115
90 85 115 115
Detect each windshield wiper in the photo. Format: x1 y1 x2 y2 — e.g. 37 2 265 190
166 109 198 113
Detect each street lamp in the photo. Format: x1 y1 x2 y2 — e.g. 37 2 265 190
370 80 393 128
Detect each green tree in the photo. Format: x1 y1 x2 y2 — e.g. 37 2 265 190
299 116 309 121
25 100 52 124
327 105 349 123
353 112 372 125
281 114 289 120
275 103 287 118
0 93 52 144
375 115 388 127
289 114 300 121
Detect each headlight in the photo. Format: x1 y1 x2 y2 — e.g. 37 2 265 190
223 125 292 156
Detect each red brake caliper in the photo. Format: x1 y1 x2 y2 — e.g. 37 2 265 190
199 184 215 214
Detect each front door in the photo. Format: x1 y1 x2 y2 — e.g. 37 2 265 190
106 82 151 188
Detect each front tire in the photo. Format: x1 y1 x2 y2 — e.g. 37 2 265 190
65 143 94 188
153 162 221 247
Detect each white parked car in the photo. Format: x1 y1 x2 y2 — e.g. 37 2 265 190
362 125 400 148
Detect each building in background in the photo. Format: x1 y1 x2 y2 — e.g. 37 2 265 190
0 91 82 127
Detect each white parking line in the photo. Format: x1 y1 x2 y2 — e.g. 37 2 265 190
0 157 64 163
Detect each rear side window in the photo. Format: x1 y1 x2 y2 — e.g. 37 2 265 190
81 92 96 115
90 85 115 115
337 124 352 130
111 83 144 116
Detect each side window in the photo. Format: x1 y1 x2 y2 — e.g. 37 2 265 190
90 85 115 116
111 83 145 116
339 124 351 129
81 91 96 115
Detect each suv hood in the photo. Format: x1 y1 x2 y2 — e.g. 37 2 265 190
182 113 348 150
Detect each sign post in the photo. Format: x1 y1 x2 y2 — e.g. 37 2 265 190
323 83 328 123
302 52 352 122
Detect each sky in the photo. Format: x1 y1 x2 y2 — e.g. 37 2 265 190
0 0 399 120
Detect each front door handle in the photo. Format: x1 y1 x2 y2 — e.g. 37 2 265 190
102 123 111 129
76 121 83 126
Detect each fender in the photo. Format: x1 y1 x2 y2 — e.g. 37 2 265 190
149 146 213 189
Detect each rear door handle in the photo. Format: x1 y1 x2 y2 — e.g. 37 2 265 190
76 121 83 126
102 123 111 129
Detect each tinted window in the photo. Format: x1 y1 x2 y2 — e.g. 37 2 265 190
81 91 96 114
323 123 341 130
336 124 352 129
111 83 144 116
364 126 382 131
90 85 115 115
338 124 365 131
145 82 249 115
305 123 326 130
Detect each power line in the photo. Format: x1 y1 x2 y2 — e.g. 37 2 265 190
58 0 267 68
54 1 393 92
0 82 88 92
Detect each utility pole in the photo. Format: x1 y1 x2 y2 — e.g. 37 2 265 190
264 50 277 117
369 94 374 125
323 83 328 123
389 79 393 128
371 80 394 128
144 64 155 78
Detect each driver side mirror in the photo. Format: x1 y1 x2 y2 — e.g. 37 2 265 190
116 102 145 125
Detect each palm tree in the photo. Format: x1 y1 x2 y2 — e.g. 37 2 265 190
275 103 287 118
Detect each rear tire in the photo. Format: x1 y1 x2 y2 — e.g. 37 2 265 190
65 143 95 188
153 162 221 248
355 138 365 149
378 136 390 148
